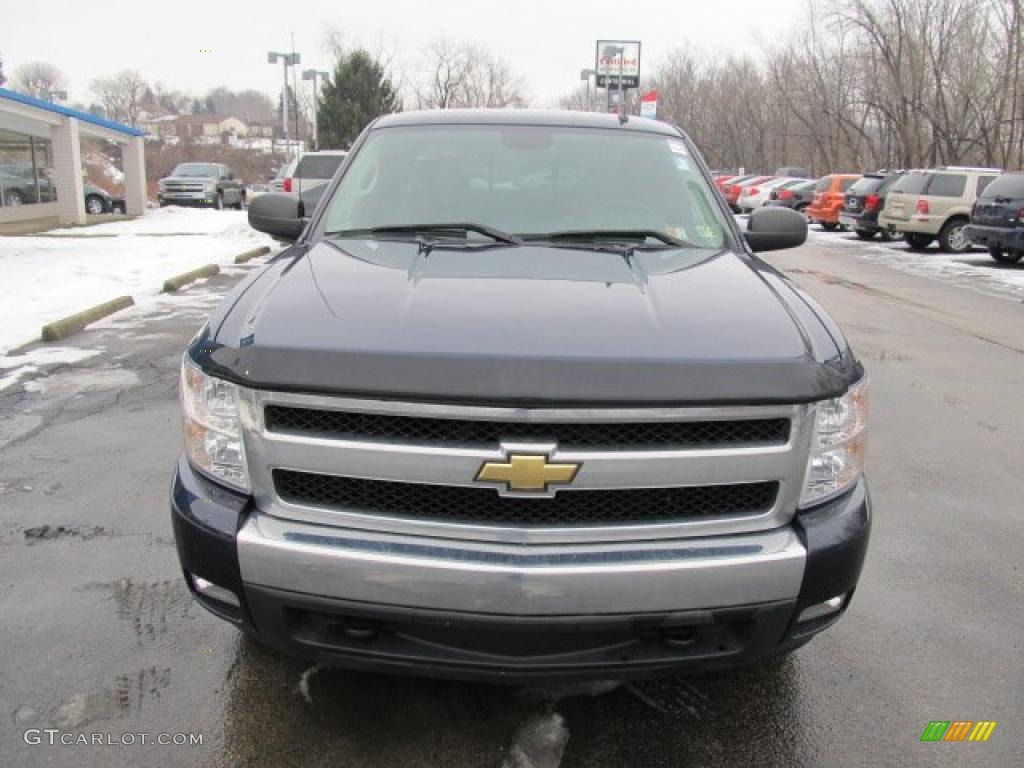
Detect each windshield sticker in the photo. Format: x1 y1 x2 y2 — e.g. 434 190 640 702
667 140 690 157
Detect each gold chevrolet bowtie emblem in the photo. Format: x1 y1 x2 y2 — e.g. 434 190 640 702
475 453 581 493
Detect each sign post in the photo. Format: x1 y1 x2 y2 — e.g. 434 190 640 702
595 41 641 116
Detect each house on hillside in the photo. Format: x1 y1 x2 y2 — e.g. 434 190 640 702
176 115 249 140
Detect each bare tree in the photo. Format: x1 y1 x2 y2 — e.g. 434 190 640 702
91 70 149 126
11 61 66 98
416 40 526 109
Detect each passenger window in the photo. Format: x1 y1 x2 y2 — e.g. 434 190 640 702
926 174 966 197
976 176 996 196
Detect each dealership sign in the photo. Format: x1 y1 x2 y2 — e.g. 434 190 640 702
595 40 641 88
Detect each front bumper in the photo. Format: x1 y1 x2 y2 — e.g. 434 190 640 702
158 191 218 207
171 457 871 681
966 224 1024 250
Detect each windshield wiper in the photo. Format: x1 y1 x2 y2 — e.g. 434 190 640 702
522 229 696 249
327 223 522 246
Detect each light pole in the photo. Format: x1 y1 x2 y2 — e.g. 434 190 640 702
268 50 301 150
579 69 595 112
302 69 330 150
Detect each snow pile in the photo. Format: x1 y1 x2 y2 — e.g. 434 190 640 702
0 208 275 355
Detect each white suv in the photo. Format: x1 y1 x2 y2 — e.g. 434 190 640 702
878 167 1001 252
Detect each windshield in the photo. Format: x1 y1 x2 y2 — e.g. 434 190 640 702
321 125 728 250
171 163 218 178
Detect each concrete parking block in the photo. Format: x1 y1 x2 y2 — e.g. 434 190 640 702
40 295 135 341
162 264 221 292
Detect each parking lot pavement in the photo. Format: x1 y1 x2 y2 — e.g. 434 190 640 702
1 238 1021 767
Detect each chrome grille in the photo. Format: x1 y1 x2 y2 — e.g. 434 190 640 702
242 391 814 544
264 405 790 449
274 470 779 526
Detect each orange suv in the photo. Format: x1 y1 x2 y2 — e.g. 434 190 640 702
807 174 861 230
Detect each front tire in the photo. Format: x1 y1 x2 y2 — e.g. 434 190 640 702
85 194 106 215
938 219 970 253
905 233 934 250
855 229 876 240
989 246 1023 264
214 192 224 211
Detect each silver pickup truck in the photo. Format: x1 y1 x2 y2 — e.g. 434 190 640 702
171 109 871 682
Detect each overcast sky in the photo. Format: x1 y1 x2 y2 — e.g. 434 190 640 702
5 0 805 108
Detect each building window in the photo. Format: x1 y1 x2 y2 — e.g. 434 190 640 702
0 129 57 207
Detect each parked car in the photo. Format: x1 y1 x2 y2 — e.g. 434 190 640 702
737 177 801 213
726 175 774 212
966 171 1024 264
774 166 812 179
838 172 904 240
158 162 245 209
717 173 756 194
765 179 818 213
269 150 348 197
0 163 124 213
178 109 872 682
878 167 1002 252
807 174 862 230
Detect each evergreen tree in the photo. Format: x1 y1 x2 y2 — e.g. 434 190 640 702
318 50 400 149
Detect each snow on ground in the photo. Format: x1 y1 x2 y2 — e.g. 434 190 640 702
806 226 1024 300
0 208 275 356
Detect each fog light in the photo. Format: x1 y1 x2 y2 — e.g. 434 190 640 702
797 595 844 624
191 575 240 608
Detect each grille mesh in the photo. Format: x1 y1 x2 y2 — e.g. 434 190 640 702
274 470 779 526
264 406 790 449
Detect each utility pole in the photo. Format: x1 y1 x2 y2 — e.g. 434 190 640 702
291 32 301 150
303 69 331 150
268 48 301 153
579 69 595 112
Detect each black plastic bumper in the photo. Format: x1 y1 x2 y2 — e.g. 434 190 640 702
966 224 1024 251
171 458 871 681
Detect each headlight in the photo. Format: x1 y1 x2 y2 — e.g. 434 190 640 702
800 376 868 506
158 179 166 190
181 356 250 492
204 181 217 192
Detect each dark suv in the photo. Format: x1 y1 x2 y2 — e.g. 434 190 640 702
967 172 1024 264
839 172 903 240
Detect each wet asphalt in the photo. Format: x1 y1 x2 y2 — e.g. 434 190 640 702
0 235 1021 767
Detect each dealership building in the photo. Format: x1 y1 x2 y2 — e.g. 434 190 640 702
0 87 146 228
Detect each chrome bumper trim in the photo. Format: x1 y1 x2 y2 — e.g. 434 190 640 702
237 513 807 615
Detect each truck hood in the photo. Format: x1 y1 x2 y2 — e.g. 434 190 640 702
200 240 859 405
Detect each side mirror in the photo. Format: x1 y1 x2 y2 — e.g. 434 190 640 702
248 193 304 242
744 207 808 252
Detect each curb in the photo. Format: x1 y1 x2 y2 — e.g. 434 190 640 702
234 245 271 264
162 264 220 292
33 245 273 345
40 296 135 342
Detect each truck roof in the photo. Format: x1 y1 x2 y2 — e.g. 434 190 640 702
373 108 681 137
